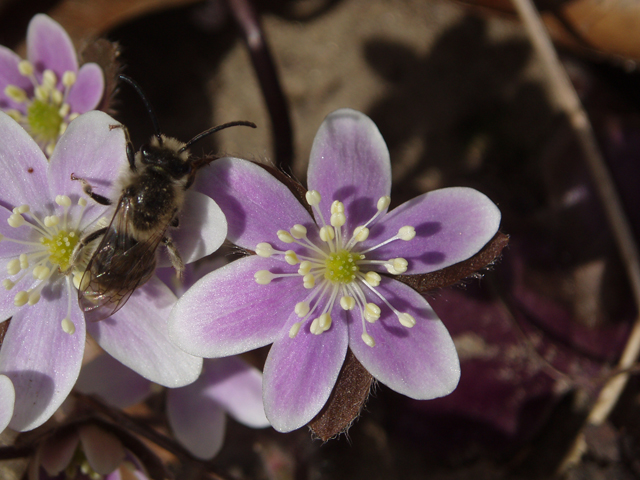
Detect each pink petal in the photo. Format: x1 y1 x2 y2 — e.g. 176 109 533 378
307 108 392 231
86 277 202 388
169 255 301 357
79 424 126 475
0 295 86 431
263 306 349 432
0 375 15 433
66 63 104 113
27 14 77 79
348 278 460 399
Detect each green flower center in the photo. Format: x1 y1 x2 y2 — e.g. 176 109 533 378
41 230 79 271
324 250 362 284
27 99 63 144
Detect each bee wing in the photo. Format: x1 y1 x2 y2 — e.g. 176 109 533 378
78 196 167 322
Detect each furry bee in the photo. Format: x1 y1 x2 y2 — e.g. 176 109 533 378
71 75 255 322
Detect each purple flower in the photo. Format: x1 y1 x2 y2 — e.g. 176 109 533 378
0 110 226 432
76 353 270 460
168 108 502 432
0 14 104 156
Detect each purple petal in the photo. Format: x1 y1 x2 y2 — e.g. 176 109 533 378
307 109 392 231
0 375 15 433
75 354 152 409
167 383 226 460
48 110 126 226
79 424 126 475
169 255 301 357
0 112 50 210
196 157 314 251
27 14 77 79
263 306 349 432
0 205 42 259
349 278 460 399
0 46 31 111
66 63 104 113
199 357 269 428
158 191 227 268
0 258 39 320
87 277 202 388
0 295 86 431
366 187 501 273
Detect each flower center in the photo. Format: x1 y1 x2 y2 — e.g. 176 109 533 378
3 61 78 156
254 190 417 347
1 195 91 334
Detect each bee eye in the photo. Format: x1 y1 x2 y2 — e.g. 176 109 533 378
140 144 152 158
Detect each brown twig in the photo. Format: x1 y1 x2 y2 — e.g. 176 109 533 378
509 0 640 472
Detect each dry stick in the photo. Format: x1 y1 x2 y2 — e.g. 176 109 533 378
510 0 640 471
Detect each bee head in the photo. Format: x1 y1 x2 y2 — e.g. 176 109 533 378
139 136 193 180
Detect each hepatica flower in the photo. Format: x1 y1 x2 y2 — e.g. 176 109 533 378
0 110 226 432
169 109 502 432
0 14 104 156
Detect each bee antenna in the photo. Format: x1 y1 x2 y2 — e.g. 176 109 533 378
118 75 163 144
179 121 257 154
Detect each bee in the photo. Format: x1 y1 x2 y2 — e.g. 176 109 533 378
71 75 255 322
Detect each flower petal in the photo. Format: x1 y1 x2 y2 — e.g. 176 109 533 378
48 110 125 226
199 357 269 428
167 384 226 460
157 191 227 267
75 354 152 409
0 204 42 259
0 257 40 320
348 278 460 399
196 157 314 251
169 255 301 357
27 14 77 79
0 375 15 433
86 277 202 388
367 187 501 273
40 430 80 476
0 46 31 111
0 112 50 210
0 291 86 431
66 62 104 113
79 424 126 475
307 108 392 230
263 307 349 432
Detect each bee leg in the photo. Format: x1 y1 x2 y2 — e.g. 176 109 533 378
109 124 137 172
70 174 112 206
162 236 185 278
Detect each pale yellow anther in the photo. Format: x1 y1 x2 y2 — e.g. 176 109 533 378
68 113 79 122
45 143 55 157
51 89 63 105
58 103 70 118
310 317 324 335
277 230 294 243
386 258 408 274
7 259 20 275
330 212 346 227
398 226 416 241
398 313 416 328
377 196 391 211
42 69 57 88
33 266 50 280
364 271 381 287
364 303 381 323
330 200 344 214
6 110 22 121
54 195 71 208
290 224 307 239
298 261 312 275
78 198 87 207
294 301 310 317
254 270 274 285
15 205 30 214
362 332 376 347
3 279 15 290
19 254 28 269
62 71 76 87
73 271 88 290
256 242 275 258
18 60 34 76
14 291 28 307
289 322 302 338
44 215 60 227
305 190 321 206
303 274 315 289
319 226 335 242
353 226 369 242
340 296 355 310
319 312 332 331
4 85 27 103
34 85 48 102
61 318 75 334
284 250 299 265
58 122 67 136
28 291 40 305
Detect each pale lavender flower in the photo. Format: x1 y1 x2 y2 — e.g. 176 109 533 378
168 108 502 432
76 354 270 460
0 110 227 432
0 14 104 156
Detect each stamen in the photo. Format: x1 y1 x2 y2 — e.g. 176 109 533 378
14 291 28 307
303 274 315 289
61 318 75 334
319 226 334 242
362 332 376 347
385 257 408 274
398 226 416 241
295 302 310 317
254 270 274 285
277 230 294 243
289 322 302 338
8 213 26 228
363 271 381 287
284 250 299 265
3 280 14 290
364 303 381 323
377 196 391 211
398 313 416 328
62 71 76 88
18 60 34 77
5 85 27 103
340 295 355 310
290 224 307 239
305 190 321 206
256 243 275 257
